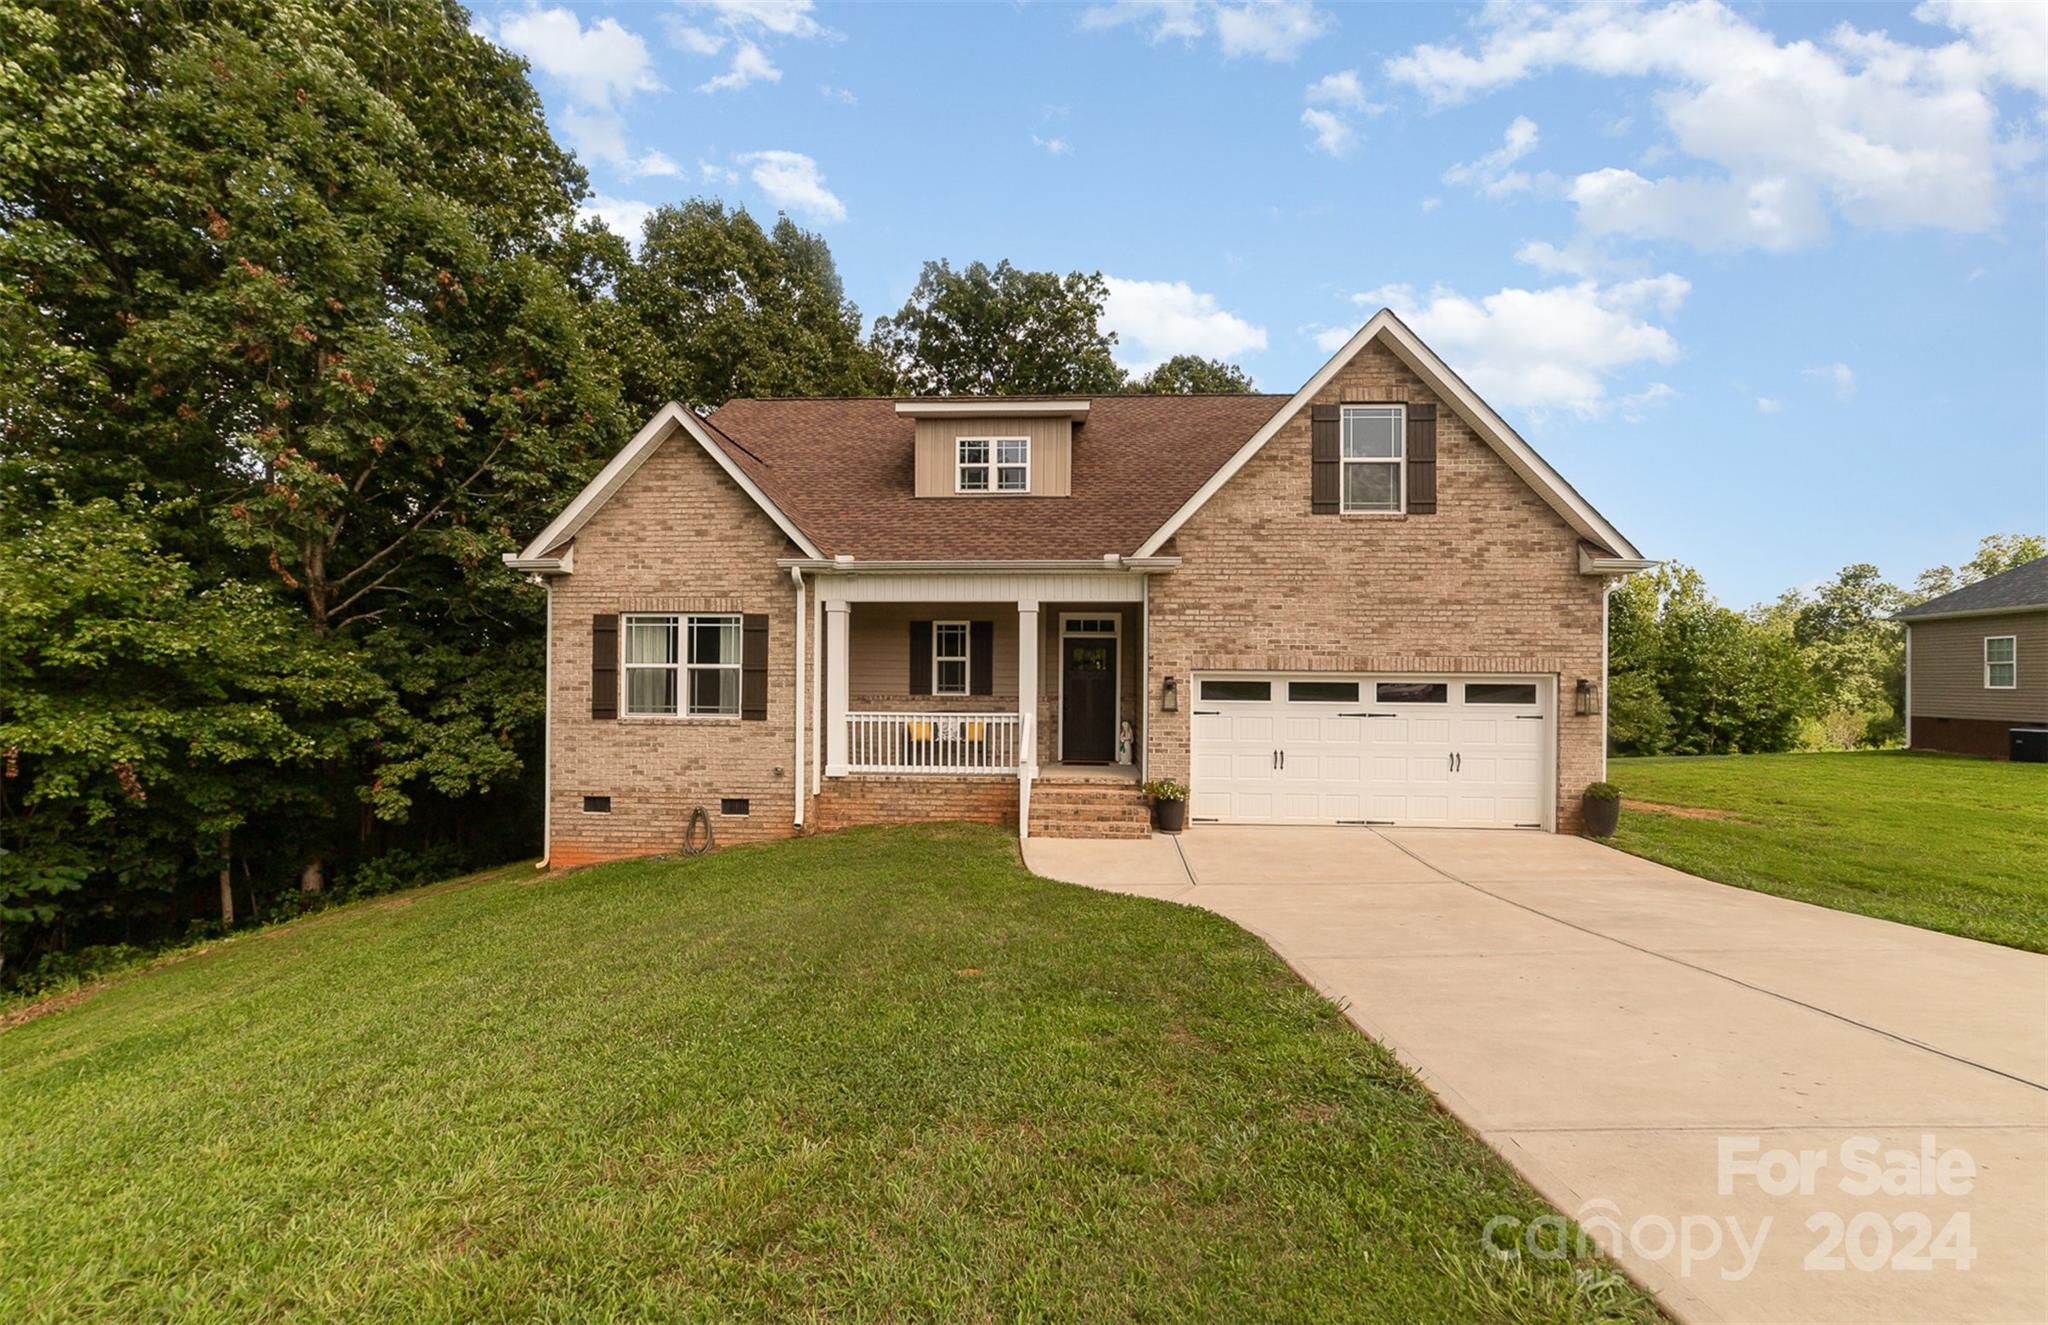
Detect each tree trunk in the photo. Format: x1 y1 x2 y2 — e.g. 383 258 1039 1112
300 859 325 894
218 830 235 926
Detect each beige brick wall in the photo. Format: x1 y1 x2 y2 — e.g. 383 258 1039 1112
547 432 804 866
1143 342 1611 832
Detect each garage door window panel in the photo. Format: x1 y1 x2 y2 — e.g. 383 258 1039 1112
1377 682 1447 704
1290 681 1360 703
1466 682 1538 705
1201 679 1272 702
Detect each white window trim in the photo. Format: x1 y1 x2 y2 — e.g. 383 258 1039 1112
955 436 1029 494
1985 635 2017 690
621 612 743 719
1339 404 1405 515
933 619 971 696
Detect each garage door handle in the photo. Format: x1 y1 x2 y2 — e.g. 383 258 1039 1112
1194 709 1220 716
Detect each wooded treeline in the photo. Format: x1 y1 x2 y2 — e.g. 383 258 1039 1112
1608 534 2044 758
0 0 1253 981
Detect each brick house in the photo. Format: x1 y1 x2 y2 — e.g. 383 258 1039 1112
507 311 1653 865
1897 556 2048 758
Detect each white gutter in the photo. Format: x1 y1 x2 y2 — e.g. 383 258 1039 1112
1892 604 2048 624
504 547 573 575
1578 547 1659 576
790 565 806 829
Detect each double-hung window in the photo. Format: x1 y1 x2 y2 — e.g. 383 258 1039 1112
933 621 970 695
622 613 742 716
957 437 1028 493
1985 636 2017 689
1340 405 1404 513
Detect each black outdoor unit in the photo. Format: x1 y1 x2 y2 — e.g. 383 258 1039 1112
2011 728 2048 763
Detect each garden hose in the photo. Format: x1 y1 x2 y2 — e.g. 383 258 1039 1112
680 805 715 857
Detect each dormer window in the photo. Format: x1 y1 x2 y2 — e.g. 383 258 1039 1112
957 436 1029 493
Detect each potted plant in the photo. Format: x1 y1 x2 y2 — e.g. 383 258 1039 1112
1582 781 1621 838
1143 778 1188 833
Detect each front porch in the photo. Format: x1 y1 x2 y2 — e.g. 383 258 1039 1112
804 568 1155 837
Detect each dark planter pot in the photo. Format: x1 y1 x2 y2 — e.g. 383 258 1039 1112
1582 795 1620 838
1153 798 1187 834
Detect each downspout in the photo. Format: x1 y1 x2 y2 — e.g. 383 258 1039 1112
1600 577 1614 782
1139 573 1150 781
811 586 824 796
790 565 806 829
539 577 553 869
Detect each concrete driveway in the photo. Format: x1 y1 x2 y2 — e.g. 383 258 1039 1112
1022 827 2048 1325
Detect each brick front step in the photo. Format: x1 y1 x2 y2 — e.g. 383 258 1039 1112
1029 781 1153 840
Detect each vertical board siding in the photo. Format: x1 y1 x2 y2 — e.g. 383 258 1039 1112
913 417 1073 497
848 603 1021 704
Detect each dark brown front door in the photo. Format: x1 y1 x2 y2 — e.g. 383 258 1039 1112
1061 636 1117 763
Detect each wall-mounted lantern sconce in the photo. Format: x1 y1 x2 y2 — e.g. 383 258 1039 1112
1575 678 1598 717
1161 675 1179 713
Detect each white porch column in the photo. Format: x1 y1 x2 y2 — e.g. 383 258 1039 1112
1016 601 1040 837
824 601 850 777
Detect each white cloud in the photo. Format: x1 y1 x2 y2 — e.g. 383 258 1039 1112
820 83 858 106
690 0 825 40
1216 1 1330 61
1102 277 1268 371
1300 108 1356 158
698 159 739 187
700 40 780 93
628 149 680 178
498 8 662 108
1419 196 1442 212
667 23 725 56
1385 0 2045 248
1306 69 1371 111
1303 323 1354 353
1804 362 1857 399
559 106 630 167
1757 396 1783 414
492 8 664 168
1032 134 1072 156
1443 115 1544 198
1617 382 1678 423
738 150 846 222
578 195 657 248
1080 0 1328 61
1354 276 1690 418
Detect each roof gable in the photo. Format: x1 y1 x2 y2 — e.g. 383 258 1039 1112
1132 309 1642 560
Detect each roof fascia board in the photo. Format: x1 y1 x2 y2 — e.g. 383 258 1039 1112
516 402 823 562
1897 604 2048 624
894 400 1090 418
775 556 1181 573
1133 310 1643 561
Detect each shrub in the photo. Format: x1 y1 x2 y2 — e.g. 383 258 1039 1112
1141 778 1188 802
1583 781 1621 802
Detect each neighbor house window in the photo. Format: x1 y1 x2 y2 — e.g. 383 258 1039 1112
623 614 741 716
957 437 1028 493
934 621 970 695
1340 405 1403 513
1985 636 2016 689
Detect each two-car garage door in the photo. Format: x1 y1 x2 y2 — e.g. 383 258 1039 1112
1189 675 1553 829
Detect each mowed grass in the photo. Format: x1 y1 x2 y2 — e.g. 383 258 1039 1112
0 826 1653 1324
1610 752 2048 951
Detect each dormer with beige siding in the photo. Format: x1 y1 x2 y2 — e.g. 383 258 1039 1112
898 399 1086 497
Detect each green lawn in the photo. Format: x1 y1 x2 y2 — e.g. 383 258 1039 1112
1609 751 2048 951
0 826 1652 1324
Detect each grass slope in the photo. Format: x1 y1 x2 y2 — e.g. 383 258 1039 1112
1610 752 2048 951
0 826 1652 1323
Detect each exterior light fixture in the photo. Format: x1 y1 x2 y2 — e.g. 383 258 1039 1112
1575 678 1597 717
1161 675 1179 713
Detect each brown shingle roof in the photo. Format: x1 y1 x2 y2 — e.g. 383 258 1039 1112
698 394 1290 560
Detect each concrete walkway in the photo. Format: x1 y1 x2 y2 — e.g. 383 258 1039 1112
1022 827 2048 1325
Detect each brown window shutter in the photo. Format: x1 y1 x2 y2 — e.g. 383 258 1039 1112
590 614 618 719
909 620 932 695
1310 405 1340 513
969 621 995 696
741 614 768 720
1406 403 1437 515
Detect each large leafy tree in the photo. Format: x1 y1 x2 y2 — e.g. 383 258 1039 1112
0 0 623 956
1130 354 1255 394
872 260 1127 396
1912 533 2046 602
616 202 885 412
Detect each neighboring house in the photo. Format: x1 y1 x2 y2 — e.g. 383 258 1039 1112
1896 556 2048 758
507 310 1654 866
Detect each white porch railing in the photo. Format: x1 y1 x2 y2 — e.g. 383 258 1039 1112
847 711 1021 773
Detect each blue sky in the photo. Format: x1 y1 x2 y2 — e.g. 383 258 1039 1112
469 0 2047 607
